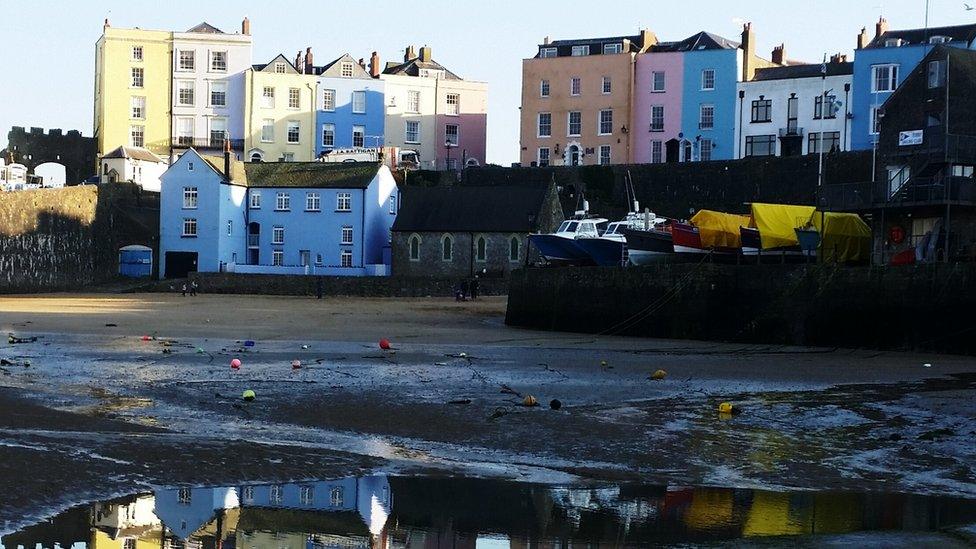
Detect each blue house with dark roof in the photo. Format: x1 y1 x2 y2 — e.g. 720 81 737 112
315 53 386 157
851 19 976 151
158 148 397 278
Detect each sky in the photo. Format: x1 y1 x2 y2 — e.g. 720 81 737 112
1 0 973 165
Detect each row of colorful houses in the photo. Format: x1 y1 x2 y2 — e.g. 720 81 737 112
94 18 488 174
519 19 976 166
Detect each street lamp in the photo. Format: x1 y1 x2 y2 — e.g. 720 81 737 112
444 140 456 171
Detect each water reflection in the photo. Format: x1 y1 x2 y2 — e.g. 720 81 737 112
3 476 976 548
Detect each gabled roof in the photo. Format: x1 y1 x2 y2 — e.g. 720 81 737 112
318 53 373 78
243 161 381 189
185 22 225 34
382 57 461 80
752 61 853 81
199 153 247 184
867 23 976 48
253 54 300 73
653 31 739 52
102 145 165 163
392 185 552 233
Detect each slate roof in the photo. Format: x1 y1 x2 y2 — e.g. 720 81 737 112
867 23 976 48
318 53 373 78
185 22 225 34
392 185 551 233
752 61 853 81
243 161 380 189
382 57 461 80
102 145 165 163
252 54 300 73
199 154 248 184
653 31 740 52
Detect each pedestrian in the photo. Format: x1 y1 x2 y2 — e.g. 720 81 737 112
181 282 187 297
316 277 323 299
471 275 480 300
190 280 198 296
460 279 470 301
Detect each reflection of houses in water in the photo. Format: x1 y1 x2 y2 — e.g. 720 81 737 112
153 486 240 540
90 494 163 547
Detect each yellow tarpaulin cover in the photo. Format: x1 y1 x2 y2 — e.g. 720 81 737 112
690 210 752 249
812 212 872 264
750 203 817 250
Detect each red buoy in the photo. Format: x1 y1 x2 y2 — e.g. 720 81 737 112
379 338 391 350
230 358 242 370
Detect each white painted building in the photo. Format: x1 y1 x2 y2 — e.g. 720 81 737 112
0 161 28 191
736 59 853 158
100 146 168 191
171 22 252 160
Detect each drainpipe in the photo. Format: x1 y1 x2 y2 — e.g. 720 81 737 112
169 47 175 163
469 232 474 277
627 51 637 163
843 83 851 151
361 188 367 268
737 90 745 158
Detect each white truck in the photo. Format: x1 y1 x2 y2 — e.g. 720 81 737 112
317 147 420 170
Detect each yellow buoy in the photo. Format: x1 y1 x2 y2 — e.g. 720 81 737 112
651 369 667 380
718 402 733 414
242 389 256 401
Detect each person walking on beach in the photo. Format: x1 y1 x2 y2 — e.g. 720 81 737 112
181 282 187 297
190 280 198 296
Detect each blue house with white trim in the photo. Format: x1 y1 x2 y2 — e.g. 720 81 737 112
159 148 397 278
850 19 976 151
676 32 742 162
315 54 386 156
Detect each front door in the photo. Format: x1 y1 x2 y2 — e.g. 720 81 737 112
568 145 580 166
665 139 680 163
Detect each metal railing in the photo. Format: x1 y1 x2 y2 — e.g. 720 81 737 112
778 126 804 137
822 176 976 211
171 137 244 150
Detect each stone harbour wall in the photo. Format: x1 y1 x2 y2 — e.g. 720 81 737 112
182 272 507 298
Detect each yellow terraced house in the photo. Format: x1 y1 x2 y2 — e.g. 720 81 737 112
243 53 318 162
93 20 172 161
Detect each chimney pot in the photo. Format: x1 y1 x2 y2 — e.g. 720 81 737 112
304 47 313 74
370 51 381 78
771 43 785 65
544 36 551 45
404 45 416 62
241 17 250 36
857 26 870 49
875 17 889 39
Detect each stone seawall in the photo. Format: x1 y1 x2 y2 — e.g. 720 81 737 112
180 272 507 298
0 184 159 293
505 263 976 354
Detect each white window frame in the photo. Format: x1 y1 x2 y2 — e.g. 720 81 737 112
352 91 366 113
336 192 352 212
699 104 715 130
870 106 882 135
570 77 581 96
598 109 613 135
445 124 459 146
274 62 286 74
131 46 143 61
131 96 146 120
540 79 550 97
272 225 285 245
341 62 354 77
650 105 665 131
322 89 336 111
261 119 274 143
182 218 197 237
261 86 275 109
129 125 144 147
701 69 716 91
537 112 551 138
872 64 899 93
651 140 663 163
571 45 590 56
389 192 397 214
652 71 666 92
275 192 290 211
446 93 459 115
700 138 713 161
352 125 365 147
602 76 612 94
210 81 227 107
567 111 582 137
407 90 421 113
603 43 623 54
177 50 195 71
177 80 195 106
287 121 300 144
539 47 557 58
599 144 611 165
288 87 300 109
306 192 321 212
405 121 420 143
130 67 144 88
409 234 421 261
322 124 335 148
210 50 227 72
182 187 198 209
340 250 353 268
538 147 550 167
341 225 353 245
272 250 284 266
249 192 261 209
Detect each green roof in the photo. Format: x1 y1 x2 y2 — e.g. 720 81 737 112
244 161 381 189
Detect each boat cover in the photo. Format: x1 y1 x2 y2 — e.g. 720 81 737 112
812 212 871 264
749 203 817 249
690 210 752 249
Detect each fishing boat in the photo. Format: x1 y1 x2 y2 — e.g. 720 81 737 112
671 210 751 261
574 174 666 266
740 203 817 263
529 217 608 265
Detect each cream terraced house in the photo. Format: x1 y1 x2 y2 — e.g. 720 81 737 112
243 53 318 162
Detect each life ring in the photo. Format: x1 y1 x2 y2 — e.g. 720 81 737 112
889 225 906 244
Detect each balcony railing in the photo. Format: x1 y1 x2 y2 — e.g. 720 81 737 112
171 137 244 150
778 126 804 137
821 176 976 211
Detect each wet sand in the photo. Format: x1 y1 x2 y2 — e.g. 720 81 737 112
1 293 975 531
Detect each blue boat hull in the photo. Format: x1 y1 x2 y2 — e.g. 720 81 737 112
528 234 591 264
575 238 626 267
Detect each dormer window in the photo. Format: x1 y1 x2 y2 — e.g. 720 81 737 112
929 36 950 45
539 47 557 58
603 43 623 54
885 38 903 47
571 45 590 56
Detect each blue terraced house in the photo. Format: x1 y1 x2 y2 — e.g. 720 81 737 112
850 19 976 152
158 148 398 279
315 53 386 156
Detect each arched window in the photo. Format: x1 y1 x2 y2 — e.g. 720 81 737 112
409 234 421 261
441 234 453 261
476 236 487 262
509 236 520 262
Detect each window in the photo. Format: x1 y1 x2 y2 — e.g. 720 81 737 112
652 71 665 92
261 119 274 142
445 124 458 145
131 96 146 119
322 124 335 148
306 192 321 211
210 51 227 72
751 98 772 122
288 87 300 109
650 105 665 131
651 140 663 163
700 138 713 161
407 90 420 112
250 192 261 209
870 106 882 135
570 77 581 96
813 94 838 119
340 250 353 268
300 486 314 506
539 47 557 58
538 147 550 167
537 113 551 137
952 165 975 178
209 117 226 147
405 121 420 143
409 235 421 260
210 82 227 107
261 86 274 108
808 131 841 154
571 45 590 56
476 236 487 262
568 111 582 136
316 253 323 265
599 109 613 135
131 46 143 61
341 62 354 77
744 135 776 156
928 60 946 89
602 76 612 94
390 192 397 214
336 192 351 211
177 488 192 505
183 187 198 209
274 62 286 74
353 125 365 147
131 67 144 88
441 234 453 260
287 121 300 143
322 89 336 111
509 236 520 261
599 144 611 165
178 50 195 71
341 226 353 244
272 226 284 244
227 220 233 236
177 81 194 106
276 192 290 211
603 43 623 54
352 91 366 113
540 80 550 97
130 125 144 147
182 218 197 237
701 69 715 91
440 93 459 117
272 250 283 266
699 104 714 129
872 64 898 92
123 539 136 549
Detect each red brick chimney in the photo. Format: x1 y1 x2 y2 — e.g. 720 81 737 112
771 43 785 65
304 47 313 74
857 27 870 49
419 46 432 63
241 17 250 36
875 17 889 39
369 51 381 77
404 45 416 62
